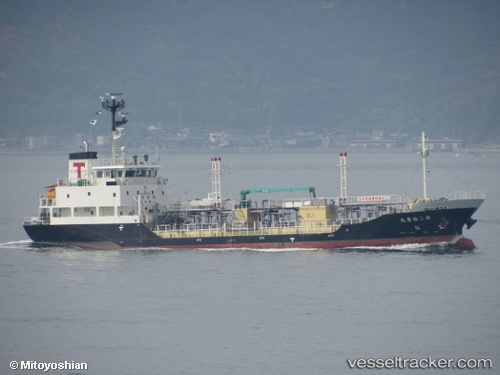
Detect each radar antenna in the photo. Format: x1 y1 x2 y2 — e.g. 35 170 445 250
101 93 128 161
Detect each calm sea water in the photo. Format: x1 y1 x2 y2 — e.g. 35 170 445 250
1 149 499 375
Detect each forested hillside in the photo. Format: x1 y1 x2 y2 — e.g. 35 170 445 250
1 0 499 144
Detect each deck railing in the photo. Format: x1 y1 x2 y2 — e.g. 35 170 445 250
446 191 486 200
153 219 368 239
23 216 50 226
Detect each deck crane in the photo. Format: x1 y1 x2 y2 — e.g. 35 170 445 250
240 187 316 202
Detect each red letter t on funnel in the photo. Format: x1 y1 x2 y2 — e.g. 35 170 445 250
73 162 85 178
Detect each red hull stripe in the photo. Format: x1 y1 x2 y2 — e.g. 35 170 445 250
67 235 473 250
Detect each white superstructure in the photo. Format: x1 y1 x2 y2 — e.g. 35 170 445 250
27 148 173 227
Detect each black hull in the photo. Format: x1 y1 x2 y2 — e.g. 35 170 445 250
24 207 479 250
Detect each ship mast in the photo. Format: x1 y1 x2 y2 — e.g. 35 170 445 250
420 131 430 200
339 152 348 202
101 93 128 161
211 157 222 207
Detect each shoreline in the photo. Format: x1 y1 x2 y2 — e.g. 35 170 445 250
1 147 499 155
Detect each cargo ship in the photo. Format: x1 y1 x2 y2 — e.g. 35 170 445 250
23 94 484 250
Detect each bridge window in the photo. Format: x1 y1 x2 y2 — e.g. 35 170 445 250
123 169 155 178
